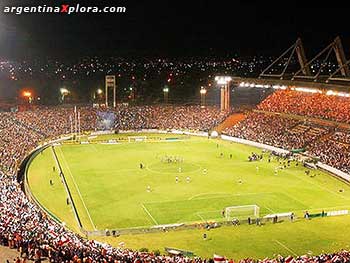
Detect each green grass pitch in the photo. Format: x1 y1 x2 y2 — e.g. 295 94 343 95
27 134 350 259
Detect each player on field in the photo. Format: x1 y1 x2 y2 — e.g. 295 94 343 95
175 176 179 183
186 176 191 183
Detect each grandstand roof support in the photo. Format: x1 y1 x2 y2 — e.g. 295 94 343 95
259 38 310 79
327 60 350 83
220 85 230 111
292 36 349 81
333 36 350 77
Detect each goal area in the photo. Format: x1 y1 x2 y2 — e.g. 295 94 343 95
128 136 147 142
225 205 260 221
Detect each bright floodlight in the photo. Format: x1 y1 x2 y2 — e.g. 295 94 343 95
163 87 169 93
60 88 69 95
215 76 232 85
200 87 207 94
23 91 32 97
97 88 103 95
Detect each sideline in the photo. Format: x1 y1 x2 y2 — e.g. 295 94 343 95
57 146 97 231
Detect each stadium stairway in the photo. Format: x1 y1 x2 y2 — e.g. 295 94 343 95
215 113 246 132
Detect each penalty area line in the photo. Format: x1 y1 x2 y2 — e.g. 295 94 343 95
196 213 206 221
263 205 275 214
141 203 159 225
274 239 298 256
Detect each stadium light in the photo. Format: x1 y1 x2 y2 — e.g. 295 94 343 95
23 91 32 97
215 76 232 85
291 87 322 94
60 88 70 103
215 76 232 111
326 90 350 97
60 88 69 95
97 88 103 95
22 91 33 104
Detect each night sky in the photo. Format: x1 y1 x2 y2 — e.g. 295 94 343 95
0 0 349 59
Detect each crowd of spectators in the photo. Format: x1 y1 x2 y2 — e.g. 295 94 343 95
307 130 350 174
0 112 42 174
257 90 350 123
331 131 350 145
222 112 325 150
110 105 229 131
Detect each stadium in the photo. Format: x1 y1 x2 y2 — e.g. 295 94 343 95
1 35 350 262
2 2 350 262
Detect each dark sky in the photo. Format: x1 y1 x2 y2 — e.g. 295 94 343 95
0 0 349 59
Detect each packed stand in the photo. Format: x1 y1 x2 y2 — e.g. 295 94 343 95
257 89 350 124
112 105 229 131
15 106 98 137
308 130 350 174
0 112 43 174
222 112 321 150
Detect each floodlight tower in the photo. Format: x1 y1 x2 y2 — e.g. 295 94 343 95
163 86 169 104
105 75 116 107
215 76 232 111
200 86 207 107
60 88 69 103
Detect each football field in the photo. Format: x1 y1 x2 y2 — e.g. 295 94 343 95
27 133 350 259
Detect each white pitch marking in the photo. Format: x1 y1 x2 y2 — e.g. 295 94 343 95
274 239 298 256
141 204 158 225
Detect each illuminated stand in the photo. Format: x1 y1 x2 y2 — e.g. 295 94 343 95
215 76 232 111
105 75 116 107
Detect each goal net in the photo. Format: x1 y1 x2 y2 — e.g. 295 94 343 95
225 205 260 221
128 136 147 142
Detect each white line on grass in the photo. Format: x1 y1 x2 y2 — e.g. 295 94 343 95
57 147 97 231
196 213 206 221
89 144 98 152
263 205 275 213
141 204 158 225
274 239 298 256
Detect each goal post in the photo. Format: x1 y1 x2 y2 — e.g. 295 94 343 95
225 205 260 221
128 136 147 142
